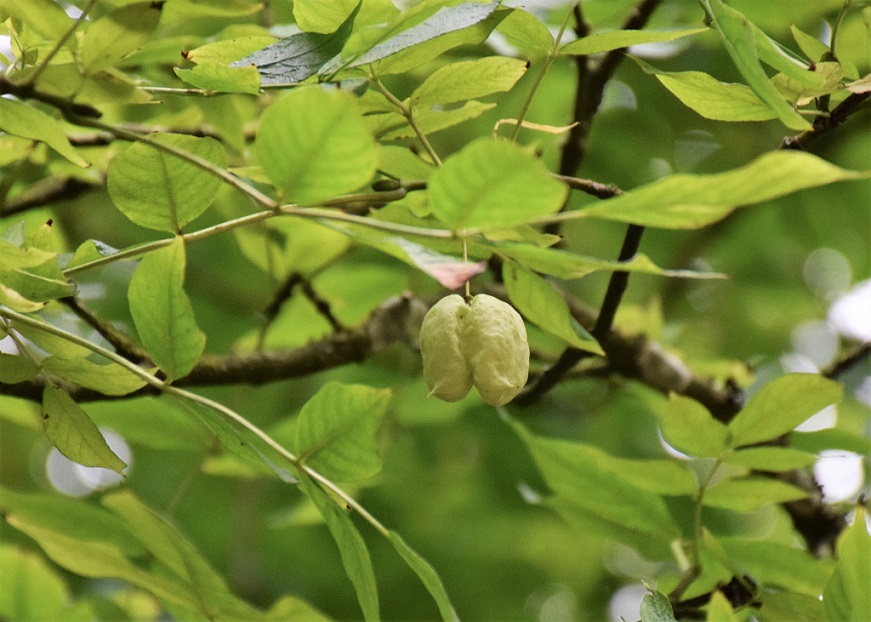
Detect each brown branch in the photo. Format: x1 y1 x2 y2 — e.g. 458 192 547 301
782 92 871 150
0 294 425 403
824 341 871 379
0 76 101 119
60 296 149 362
1 175 102 216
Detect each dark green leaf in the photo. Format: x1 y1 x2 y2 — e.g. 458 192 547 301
728 374 843 447
107 134 226 232
294 382 390 482
348 2 498 68
128 237 206 381
42 385 127 474
231 6 358 86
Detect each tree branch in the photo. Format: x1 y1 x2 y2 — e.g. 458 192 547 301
1 175 101 216
782 92 871 150
0 294 425 403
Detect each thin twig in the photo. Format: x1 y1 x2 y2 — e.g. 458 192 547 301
23 0 97 86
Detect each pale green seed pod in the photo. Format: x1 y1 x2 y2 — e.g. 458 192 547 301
419 294 473 402
460 294 529 407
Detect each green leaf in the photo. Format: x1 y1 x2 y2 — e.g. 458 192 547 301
169 396 297 483
496 8 554 56
0 283 43 312
299 475 380 622
128 237 206 381
790 24 830 62
0 544 69 622
41 357 148 397
41 384 127 474
184 36 278 65
12 320 92 359
490 240 722 280
231 7 358 86
256 87 377 203
706 591 738 622
703 476 808 512
0 486 145 558
0 238 55 269
389 531 459 622
723 446 817 471
718 537 834 597
577 151 871 229
701 0 810 130
173 63 261 94
410 56 528 108
102 491 260 620
634 58 778 122
377 100 497 140
294 382 390 482
640 588 677 622
374 8 508 76
561 27 708 56
502 260 603 355
728 374 843 447
348 2 498 68
65 239 119 271
824 507 871 622
294 0 358 34
0 352 40 383
428 137 567 230
78 2 162 74
107 133 226 232
0 0 73 45
0 98 88 167
2 514 210 613
656 393 731 457
791 428 871 455
512 421 683 551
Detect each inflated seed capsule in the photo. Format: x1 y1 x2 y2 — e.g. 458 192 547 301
460 294 529 407
419 294 473 402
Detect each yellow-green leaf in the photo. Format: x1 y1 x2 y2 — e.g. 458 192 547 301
42 385 127 475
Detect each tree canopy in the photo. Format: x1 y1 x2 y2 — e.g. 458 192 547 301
0 0 869 620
